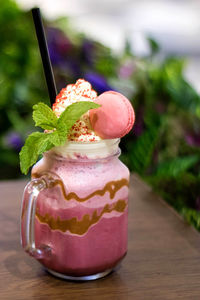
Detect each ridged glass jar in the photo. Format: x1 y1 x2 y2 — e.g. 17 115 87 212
21 139 129 280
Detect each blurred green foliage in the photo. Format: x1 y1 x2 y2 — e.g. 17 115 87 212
1 0 200 231
0 0 48 177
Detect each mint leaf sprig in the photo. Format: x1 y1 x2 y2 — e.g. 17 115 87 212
19 101 100 175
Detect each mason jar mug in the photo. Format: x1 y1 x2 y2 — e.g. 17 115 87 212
21 139 130 281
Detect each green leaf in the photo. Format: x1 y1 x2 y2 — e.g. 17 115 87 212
128 124 161 174
57 101 100 133
32 101 99 137
166 78 200 115
33 102 58 130
181 208 200 231
48 130 67 147
155 155 199 178
147 37 160 55
19 101 101 174
19 132 54 175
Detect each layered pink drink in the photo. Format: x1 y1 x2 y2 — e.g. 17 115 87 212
21 79 134 280
31 140 129 276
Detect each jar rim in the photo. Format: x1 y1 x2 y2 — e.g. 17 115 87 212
58 138 119 146
46 138 120 161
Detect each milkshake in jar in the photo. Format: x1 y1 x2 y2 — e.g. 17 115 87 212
20 79 135 280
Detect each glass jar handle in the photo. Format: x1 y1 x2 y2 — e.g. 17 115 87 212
21 174 55 259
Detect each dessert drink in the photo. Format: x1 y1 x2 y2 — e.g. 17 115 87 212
20 79 134 280
31 141 129 277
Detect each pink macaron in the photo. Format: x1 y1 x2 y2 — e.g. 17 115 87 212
90 91 135 139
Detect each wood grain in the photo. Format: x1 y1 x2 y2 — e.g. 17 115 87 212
0 175 200 300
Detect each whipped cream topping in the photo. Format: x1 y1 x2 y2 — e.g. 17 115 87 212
52 79 101 142
49 139 120 160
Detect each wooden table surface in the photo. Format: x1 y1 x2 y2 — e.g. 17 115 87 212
0 175 200 300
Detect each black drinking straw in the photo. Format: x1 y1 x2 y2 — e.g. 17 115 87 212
32 8 57 105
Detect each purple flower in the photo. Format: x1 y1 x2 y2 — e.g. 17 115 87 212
84 72 115 94
119 60 135 79
185 134 200 147
47 27 72 65
82 40 95 66
4 132 24 151
56 59 81 81
48 45 62 65
119 59 136 79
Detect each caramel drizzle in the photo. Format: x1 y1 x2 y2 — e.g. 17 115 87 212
36 199 127 235
32 173 129 203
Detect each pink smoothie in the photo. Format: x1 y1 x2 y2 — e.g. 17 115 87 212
22 150 129 277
